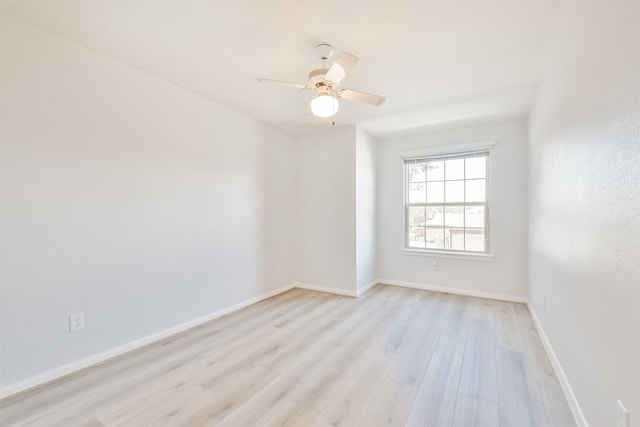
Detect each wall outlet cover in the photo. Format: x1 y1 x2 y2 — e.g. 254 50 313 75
69 312 85 333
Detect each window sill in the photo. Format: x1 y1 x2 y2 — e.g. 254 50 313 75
402 248 495 262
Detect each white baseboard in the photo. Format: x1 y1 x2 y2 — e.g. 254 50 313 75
527 302 588 427
294 282 358 298
357 280 378 297
376 278 528 303
0 283 295 400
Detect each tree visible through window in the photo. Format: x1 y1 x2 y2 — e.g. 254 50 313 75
404 151 489 252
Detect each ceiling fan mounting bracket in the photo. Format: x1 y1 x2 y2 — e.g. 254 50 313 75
315 43 334 62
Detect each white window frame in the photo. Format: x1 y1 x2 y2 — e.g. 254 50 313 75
399 141 495 259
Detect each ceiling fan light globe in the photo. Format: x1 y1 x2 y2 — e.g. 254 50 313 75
310 93 339 118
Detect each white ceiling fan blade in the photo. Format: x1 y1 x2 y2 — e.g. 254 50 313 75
255 78 307 90
325 53 359 84
337 88 386 106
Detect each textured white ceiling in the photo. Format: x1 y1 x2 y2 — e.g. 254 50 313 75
0 1 566 136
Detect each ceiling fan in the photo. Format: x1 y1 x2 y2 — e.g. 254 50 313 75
256 43 385 118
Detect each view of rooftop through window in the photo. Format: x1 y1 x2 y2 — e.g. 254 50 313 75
405 151 488 252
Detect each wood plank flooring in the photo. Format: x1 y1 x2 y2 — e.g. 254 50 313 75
0 285 576 426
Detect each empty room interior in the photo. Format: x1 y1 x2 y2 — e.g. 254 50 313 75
1 1 638 427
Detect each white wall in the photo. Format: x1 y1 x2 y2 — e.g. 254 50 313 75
528 3 640 427
355 129 377 291
264 127 296 291
294 127 357 295
0 15 294 390
376 119 528 298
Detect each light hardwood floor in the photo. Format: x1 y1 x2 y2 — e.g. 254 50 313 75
0 285 576 427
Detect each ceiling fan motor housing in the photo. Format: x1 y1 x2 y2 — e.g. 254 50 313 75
307 68 331 89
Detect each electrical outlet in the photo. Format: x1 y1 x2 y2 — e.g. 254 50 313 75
432 259 439 270
69 312 85 333
617 400 629 427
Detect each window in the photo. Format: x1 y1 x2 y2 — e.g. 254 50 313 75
404 148 490 253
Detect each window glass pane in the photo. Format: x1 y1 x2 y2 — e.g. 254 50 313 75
426 160 444 181
408 206 425 226
408 227 425 248
425 227 444 249
465 179 486 202
425 206 443 226
444 206 464 250
426 181 444 203
445 158 464 180
408 183 426 203
465 156 486 179
407 163 426 182
465 205 485 251
465 205 485 228
445 180 464 202
465 230 485 252
444 206 464 227
448 228 465 250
